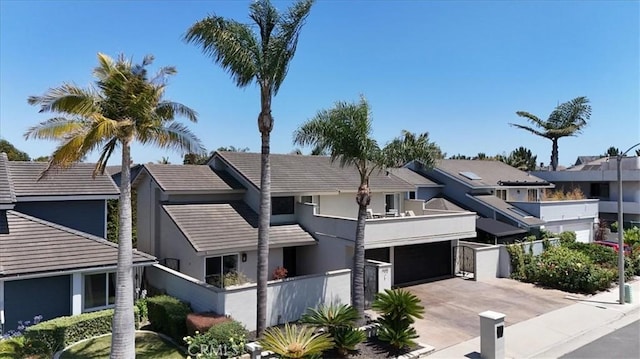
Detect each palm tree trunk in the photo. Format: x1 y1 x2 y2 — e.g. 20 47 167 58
551 138 559 171
110 140 135 359
353 184 370 325
256 108 272 336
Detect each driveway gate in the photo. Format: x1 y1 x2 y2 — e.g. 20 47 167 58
454 245 475 278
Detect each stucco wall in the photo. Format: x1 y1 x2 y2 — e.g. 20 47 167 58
136 176 153 254
235 249 284 282
318 192 385 218
416 187 441 201
296 234 353 275
159 209 202 279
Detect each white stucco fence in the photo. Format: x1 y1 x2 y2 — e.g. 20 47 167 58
145 264 351 331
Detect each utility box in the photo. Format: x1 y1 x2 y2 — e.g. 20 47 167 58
479 310 505 359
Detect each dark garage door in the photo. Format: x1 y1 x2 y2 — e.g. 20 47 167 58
394 241 452 285
4 275 71 331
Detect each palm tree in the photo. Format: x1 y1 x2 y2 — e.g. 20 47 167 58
510 96 591 171
185 0 313 335
25 53 203 358
293 97 437 323
384 130 444 166
604 146 621 157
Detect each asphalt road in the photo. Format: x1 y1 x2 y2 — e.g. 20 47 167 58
560 320 640 359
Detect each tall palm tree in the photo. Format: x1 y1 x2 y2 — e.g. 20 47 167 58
185 0 313 335
510 96 591 171
293 97 437 323
25 53 203 358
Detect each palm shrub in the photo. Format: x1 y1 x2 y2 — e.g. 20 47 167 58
259 324 334 359
371 289 425 350
300 304 366 356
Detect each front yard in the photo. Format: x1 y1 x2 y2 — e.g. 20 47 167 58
59 332 184 359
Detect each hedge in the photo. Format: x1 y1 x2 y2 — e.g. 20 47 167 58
147 295 191 342
23 307 139 354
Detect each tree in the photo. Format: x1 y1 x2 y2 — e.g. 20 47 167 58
185 0 314 335
0 139 30 161
383 130 444 167
157 156 171 164
604 146 621 157
449 154 470 160
217 145 249 152
506 147 537 171
293 97 436 323
510 96 591 171
25 53 203 358
32 155 50 162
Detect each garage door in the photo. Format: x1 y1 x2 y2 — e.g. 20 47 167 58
394 241 452 286
4 275 71 331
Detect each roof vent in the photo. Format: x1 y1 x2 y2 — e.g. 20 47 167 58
459 171 482 180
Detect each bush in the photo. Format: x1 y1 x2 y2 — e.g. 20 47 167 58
147 295 191 342
624 226 640 247
530 246 615 293
184 322 247 359
611 221 619 233
301 304 364 356
566 242 636 281
506 244 528 280
558 231 577 246
207 320 248 351
186 312 230 336
23 308 138 355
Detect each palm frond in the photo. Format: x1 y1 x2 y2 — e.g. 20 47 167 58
93 138 119 177
141 122 205 155
155 101 198 123
184 16 259 88
24 117 85 140
27 84 100 117
509 123 549 138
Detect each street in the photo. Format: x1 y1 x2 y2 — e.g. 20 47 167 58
560 320 640 359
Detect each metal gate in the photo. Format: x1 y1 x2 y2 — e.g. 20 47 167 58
364 263 378 309
454 245 475 278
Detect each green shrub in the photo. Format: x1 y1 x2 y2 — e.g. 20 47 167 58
624 226 640 247
372 289 424 350
558 231 577 246
531 246 615 293
566 242 636 281
184 323 247 359
23 307 138 355
506 244 528 280
147 295 191 342
301 304 364 356
611 221 619 233
207 320 248 354
259 324 333 359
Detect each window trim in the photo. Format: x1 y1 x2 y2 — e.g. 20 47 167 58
204 253 240 287
496 189 507 201
82 271 116 312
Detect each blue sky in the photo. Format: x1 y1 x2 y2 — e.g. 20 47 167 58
1 0 638 167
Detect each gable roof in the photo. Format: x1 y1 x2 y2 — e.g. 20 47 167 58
0 153 16 205
7 161 119 198
0 210 155 277
434 160 551 188
162 202 316 253
215 151 415 193
138 164 244 192
423 197 466 212
388 168 440 187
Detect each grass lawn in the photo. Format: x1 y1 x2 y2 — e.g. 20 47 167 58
60 332 185 359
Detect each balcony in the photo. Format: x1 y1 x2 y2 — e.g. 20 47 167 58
296 202 477 249
512 199 599 222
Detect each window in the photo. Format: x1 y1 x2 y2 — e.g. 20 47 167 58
527 189 537 202
408 191 416 200
272 196 294 215
84 272 116 310
590 183 609 198
206 254 238 287
496 189 507 201
300 195 313 204
385 193 399 214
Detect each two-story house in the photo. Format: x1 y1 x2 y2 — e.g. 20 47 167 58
407 159 599 243
0 154 155 332
532 156 640 226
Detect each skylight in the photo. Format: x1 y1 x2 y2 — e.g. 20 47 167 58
459 171 482 180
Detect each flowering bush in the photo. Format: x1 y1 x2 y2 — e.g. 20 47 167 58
272 266 288 280
184 320 248 359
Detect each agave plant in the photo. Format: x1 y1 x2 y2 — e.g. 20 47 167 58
372 289 425 350
259 324 334 359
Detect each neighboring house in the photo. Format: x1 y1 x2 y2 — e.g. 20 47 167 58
407 159 599 243
532 156 640 225
210 152 477 287
0 153 155 332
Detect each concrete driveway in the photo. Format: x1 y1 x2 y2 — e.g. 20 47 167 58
406 277 575 351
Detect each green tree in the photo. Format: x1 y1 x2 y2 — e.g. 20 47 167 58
0 139 30 161
157 156 171 164
185 0 314 335
449 154 470 160
25 53 203 358
383 130 444 166
32 155 50 162
604 146 621 157
510 96 591 171
293 97 436 323
506 147 537 171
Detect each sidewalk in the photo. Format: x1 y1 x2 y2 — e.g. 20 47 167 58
427 280 640 358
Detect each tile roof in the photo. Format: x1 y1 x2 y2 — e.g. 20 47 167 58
7 161 119 197
216 151 415 193
0 153 16 204
435 160 551 188
162 202 316 253
141 164 243 192
476 217 527 237
0 210 155 277
470 194 546 227
423 197 466 212
388 168 439 186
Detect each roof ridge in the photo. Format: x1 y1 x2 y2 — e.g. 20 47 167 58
0 153 16 203
8 210 155 260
